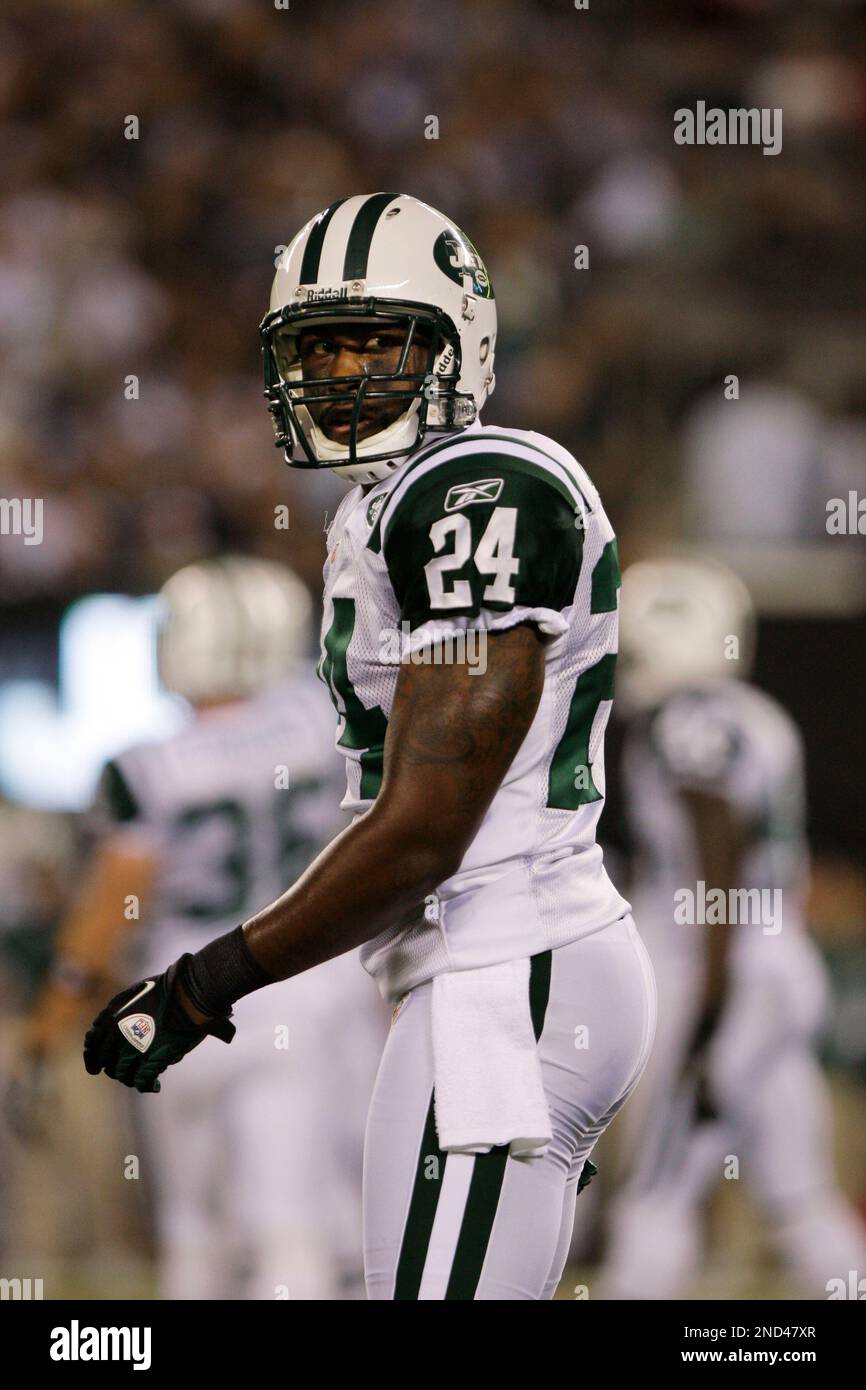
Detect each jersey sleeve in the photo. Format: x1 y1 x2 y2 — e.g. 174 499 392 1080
380 455 584 646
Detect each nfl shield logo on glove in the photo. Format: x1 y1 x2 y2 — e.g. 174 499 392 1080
119 1013 155 1053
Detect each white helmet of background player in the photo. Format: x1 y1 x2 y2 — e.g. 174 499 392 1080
158 556 312 703
260 192 497 485
618 555 756 712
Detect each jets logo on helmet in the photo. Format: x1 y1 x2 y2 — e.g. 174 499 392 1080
260 193 497 485
433 229 493 299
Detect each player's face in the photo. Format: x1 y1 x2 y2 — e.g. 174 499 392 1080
294 320 434 443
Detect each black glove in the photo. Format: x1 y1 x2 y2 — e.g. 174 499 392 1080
83 958 235 1094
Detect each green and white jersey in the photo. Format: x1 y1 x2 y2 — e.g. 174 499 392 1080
92 673 345 970
317 422 630 1001
623 679 811 960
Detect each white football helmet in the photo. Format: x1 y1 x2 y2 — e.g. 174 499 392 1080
618 555 756 711
158 556 312 703
260 192 497 484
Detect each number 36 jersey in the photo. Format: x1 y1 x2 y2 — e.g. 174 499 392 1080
91 673 346 969
318 423 630 1001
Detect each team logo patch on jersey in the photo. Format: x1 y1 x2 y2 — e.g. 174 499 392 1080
366 492 387 528
119 1013 155 1053
443 477 504 512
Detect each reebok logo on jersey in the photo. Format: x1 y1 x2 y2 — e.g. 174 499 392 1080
119 1013 155 1052
443 478 504 511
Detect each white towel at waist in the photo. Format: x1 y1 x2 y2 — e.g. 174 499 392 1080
431 957 552 1159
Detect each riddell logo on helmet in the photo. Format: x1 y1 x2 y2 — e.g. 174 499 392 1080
437 344 455 373
301 287 350 303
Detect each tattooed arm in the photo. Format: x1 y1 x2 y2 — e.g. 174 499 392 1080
230 623 546 992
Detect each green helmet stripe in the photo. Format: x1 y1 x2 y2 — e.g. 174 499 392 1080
299 198 347 284
341 192 399 282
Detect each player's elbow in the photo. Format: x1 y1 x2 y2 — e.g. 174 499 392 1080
379 810 469 893
405 832 466 893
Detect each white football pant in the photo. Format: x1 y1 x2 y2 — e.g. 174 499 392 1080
363 914 657 1299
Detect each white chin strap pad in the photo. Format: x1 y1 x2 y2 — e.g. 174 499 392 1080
294 395 423 465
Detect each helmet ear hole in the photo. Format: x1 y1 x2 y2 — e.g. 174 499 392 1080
479 336 490 364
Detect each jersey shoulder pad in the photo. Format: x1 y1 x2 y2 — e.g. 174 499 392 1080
372 444 586 630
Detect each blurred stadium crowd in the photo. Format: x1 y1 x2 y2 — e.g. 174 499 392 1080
1 0 864 605
0 0 864 1297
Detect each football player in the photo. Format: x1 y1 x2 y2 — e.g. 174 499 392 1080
26 556 383 1298
84 194 657 1300
600 556 866 1298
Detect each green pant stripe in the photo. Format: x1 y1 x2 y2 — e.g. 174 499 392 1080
444 951 553 1299
394 1093 447 1299
529 949 553 1041
444 1147 510 1300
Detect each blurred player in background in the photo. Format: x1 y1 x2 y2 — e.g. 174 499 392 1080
20 556 384 1299
600 556 866 1299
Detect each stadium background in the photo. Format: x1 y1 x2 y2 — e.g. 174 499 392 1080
0 0 863 1298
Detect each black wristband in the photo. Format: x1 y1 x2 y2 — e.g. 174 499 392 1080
180 926 273 1018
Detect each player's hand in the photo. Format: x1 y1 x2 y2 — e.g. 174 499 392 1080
83 958 235 1094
